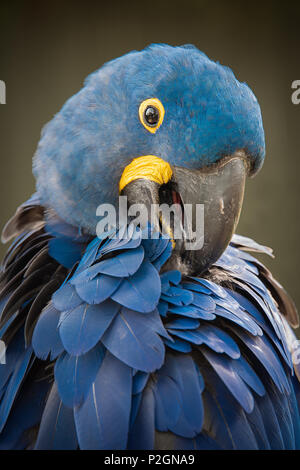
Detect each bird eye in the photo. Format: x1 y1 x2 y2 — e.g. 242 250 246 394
144 106 159 126
139 98 165 134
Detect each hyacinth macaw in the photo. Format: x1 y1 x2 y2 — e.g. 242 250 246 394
0 44 299 450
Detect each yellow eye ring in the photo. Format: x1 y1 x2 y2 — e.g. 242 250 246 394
139 98 165 134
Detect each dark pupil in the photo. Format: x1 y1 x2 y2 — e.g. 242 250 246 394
144 106 159 126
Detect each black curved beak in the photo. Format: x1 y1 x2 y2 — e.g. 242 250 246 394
121 154 248 276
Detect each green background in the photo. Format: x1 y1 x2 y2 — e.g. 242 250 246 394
0 0 299 329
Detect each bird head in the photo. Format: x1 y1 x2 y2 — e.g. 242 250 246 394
33 44 265 275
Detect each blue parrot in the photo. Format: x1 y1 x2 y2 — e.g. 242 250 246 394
0 44 299 450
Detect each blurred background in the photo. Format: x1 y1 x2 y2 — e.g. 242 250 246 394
0 0 299 328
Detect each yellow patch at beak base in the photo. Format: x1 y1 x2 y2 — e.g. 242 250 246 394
119 155 173 193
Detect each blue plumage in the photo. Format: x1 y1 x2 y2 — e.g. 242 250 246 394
102 307 166 372
1 210 299 450
74 273 122 305
202 349 255 413
111 260 161 312
52 283 82 311
32 303 64 360
161 354 204 438
74 351 132 450
0 375 49 450
132 371 149 395
203 369 259 450
35 383 78 450
0 330 32 432
58 300 119 355
0 44 298 450
54 344 105 407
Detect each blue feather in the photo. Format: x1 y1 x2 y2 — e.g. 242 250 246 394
266 381 295 449
227 289 291 368
142 232 170 263
130 392 142 429
213 295 263 336
153 242 173 271
48 237 82 269
157 300 168 317
132 371 149 395
189 277 227 298
246 399 270 450
0 377 49 449
154 376 182 432
233 328 291 394
72 245 144 282
163 286 193 305
233 355 265 396
165 355 204 438
73 273 122 304
32 303 64 360
111 260 161 313
167 329 202 344
175 433 221 450
74 351 132 450
59 299 120 355
52 283 82 312
191 293 216 312
165 318 200 330
202 373 258 449
128 385 155 450
182 281 211 295
76 237 102 272
254 386 285 449
184 324 241 359
0 336 32 431
99 228 142 256
98 245 145 276
168 304 216 320
230 234 273 256
286 375 300 448
160 270 181 292
54 344 105 407
102 307 166 372
163 337 192 353
35 382 78 450
214 305 261 336
202 349 254 413
231 279 287 349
